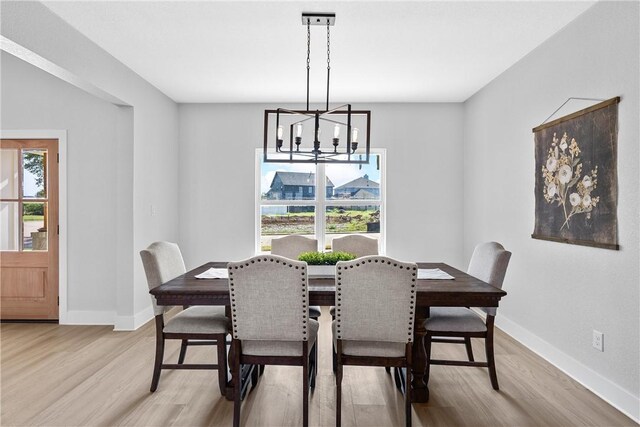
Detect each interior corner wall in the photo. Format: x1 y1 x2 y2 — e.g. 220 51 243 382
1 51 121 320
463 1 639 419
1 1 180 329
177 102 465 270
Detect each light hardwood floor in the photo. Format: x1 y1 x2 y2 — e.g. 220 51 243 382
1 307 636 427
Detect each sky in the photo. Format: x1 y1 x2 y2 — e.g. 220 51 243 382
260 154 381 194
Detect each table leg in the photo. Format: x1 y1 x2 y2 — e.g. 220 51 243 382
411 307 429 402
224 336 236 400
225 341 259 401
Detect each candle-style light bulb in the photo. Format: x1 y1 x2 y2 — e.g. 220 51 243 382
351 127 359 153
277 125 284 140
332 124 340 152
294 123 303 151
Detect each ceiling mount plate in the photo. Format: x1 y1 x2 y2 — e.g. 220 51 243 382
301 13 335 26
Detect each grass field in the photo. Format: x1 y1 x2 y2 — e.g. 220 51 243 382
23 215 44 222
261 208 379 235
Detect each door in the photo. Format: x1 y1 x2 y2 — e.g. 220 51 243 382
1 139 59 320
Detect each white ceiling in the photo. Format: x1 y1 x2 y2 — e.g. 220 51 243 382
42 1 595 103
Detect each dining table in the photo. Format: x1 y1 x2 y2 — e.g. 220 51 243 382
150 261 506 402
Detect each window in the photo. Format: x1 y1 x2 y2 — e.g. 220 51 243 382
256 150 385 253
1 147 51 251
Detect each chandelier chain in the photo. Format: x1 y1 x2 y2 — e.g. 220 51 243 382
327 21 331 70
326 20 331 110
306 19 311 110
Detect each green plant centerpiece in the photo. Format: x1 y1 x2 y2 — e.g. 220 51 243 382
298 251 356 265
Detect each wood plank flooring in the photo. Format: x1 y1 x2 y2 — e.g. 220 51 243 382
1 307 636 426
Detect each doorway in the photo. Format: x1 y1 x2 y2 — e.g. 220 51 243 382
1 139 59 320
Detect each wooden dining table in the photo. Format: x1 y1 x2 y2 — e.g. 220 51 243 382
150 261 506 402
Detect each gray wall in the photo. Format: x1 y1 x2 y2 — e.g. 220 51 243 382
1 52 120 315
463 1 639 416
178 103 465 269
1 1 180 328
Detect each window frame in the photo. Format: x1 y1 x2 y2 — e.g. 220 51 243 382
255 149 386 254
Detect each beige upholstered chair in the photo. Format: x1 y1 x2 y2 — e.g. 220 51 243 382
330 235 379 316
425 242 511 390
329 235 381 370
140 242 230 394
228 255 318 427
333 256 417 427
331 234 379 257
270 235 321 319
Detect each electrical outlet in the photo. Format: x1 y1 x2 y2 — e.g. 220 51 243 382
592 330 604 351
150 204 156 217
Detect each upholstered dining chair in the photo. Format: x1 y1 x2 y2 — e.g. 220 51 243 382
329 235 381 370
228 255 318 427
330 235 379 315
424 241 511 390
331 234 379 257
140 241 230 395
270 235 321 320
334 256 418 427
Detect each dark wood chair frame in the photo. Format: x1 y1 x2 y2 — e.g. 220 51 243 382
150 312 229 396
336 340 413 427
232 339 317 427
425 313 499 390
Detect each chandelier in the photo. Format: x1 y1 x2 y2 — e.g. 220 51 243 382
263 12 371 164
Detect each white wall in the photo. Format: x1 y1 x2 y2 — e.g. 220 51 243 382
463 1 639 419
1 1 180 328
1 51 120 316
178 103 465 269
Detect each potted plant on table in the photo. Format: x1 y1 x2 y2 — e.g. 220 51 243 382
298 251 356 276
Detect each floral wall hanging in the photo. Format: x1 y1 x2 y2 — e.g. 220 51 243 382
532 97 619 250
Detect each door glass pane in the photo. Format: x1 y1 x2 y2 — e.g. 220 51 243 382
22 149 47 199
23 202 47 251
261 162 316 201
326 154 381 200
260 205 315 252
0 201 20 251
1 148 19 199
325 205 380 250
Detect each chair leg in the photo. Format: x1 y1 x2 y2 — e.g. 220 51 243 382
150 317 165 393
233 341 242 427
336 343 343 427
303 342 309 427
216 335 229 396
424 333 432 386
310 342 318 390
405 343 413 427
486 318 499 390
178 339 188 364
464 337 475 362
332 342 337 374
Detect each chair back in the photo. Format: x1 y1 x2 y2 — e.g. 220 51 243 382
332 235 379 257
335 256 417 343
228 255 309 342
140 241 186 316
271 235 318 260
467 242 512 316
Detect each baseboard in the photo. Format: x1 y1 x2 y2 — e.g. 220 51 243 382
494 313 640 423
113 305 154 331
64 310 115 325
